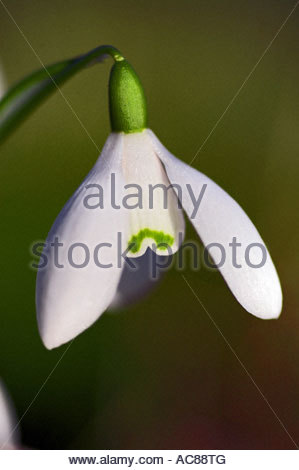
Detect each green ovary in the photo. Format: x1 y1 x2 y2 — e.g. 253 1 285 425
128 228 174 254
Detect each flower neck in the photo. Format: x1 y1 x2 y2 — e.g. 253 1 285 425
108 59 147 134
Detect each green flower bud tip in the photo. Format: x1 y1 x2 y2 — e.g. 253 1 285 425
109 58 147 134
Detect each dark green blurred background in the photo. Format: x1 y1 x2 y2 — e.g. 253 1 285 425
0 0 298 449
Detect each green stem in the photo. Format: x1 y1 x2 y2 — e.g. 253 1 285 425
0 45 125 144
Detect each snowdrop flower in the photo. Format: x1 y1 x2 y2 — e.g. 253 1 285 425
36 52 282 349
0 378 20 449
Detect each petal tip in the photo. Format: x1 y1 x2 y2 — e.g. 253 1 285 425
39 330 64 350
38 321 73 350
245 288 283 321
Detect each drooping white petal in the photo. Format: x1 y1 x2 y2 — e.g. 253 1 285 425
0 379 20 449
148 129 282 319
109 249 171 310
122 131 185 258
36 134 129 349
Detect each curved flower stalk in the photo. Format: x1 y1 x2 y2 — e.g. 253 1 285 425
30 47 282 349
0 378 20 450
0 61 6 99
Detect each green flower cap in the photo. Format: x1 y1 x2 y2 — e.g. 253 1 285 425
109 58 148 133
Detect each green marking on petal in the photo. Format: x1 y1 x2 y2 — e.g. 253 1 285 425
128 229 174 254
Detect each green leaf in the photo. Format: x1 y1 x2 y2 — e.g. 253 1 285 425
0 45 123 144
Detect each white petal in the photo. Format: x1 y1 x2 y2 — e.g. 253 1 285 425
36 134 129 349
148 129 282 319
0 379 20 449
122 131 185 257
109 249 171 310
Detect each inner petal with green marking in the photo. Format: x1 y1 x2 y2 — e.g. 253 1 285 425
128 229 174 254
123 131 185 258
